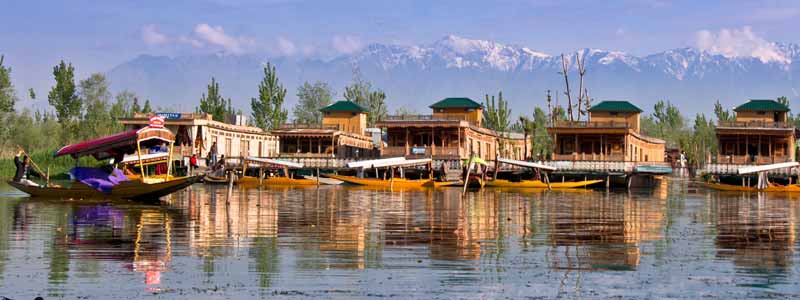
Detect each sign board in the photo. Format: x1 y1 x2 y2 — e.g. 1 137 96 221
411 147 427 155
157 113 182 119
149 115 166 128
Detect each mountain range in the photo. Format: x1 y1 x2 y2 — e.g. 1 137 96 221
107 35 800 117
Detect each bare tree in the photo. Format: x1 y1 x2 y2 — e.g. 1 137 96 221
575 53 587 121
559 54 573 121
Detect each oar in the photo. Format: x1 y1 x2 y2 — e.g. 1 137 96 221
463 154 474 193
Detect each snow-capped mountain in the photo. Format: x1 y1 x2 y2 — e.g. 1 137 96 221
107 35 800 116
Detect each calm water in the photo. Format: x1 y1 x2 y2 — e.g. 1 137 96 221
0 179 799 299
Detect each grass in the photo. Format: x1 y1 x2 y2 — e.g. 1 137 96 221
0 147 103 180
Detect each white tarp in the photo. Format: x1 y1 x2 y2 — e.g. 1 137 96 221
497 158 557 171
112 152 169 164
246 157 304 168
347 157 406 168
738 162 799 174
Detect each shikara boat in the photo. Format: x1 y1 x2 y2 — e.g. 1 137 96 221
237 157 322 186
699 162 800 192
7 117 200 201
486 178 603 189
486 158 603 189
324 157 456 188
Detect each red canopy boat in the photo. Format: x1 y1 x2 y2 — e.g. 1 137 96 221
9 118 200 201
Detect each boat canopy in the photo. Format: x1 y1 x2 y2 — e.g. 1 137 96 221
347 157 407 169
245 157 304 168
738 162 799 174
496 158 557 171
54 126 175 160
462 156 488 166
111 152 169 165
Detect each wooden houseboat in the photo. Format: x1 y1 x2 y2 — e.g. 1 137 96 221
701 99 800 190
376 97 530 166
269 100 379 168
119 112 279 167
546 100 671 186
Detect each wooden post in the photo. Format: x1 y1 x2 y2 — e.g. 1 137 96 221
390 166 394 189
259 168 264 187
316 168 320 186
606 175 610 190
493 153 500 180
544 172 551 190
136 141 146 182
463 155 474 193
405 128 410 156
46 167 50 188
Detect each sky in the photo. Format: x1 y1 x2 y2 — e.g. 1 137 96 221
1 0 799 105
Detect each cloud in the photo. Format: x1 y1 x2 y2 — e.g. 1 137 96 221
276 37 297 56
332 35 363 54
141 24 168 45
695 26 788 64
193 23 254 54
178 36 204 48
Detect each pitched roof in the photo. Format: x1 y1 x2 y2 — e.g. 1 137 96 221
588 100 643 112
429 97 483 109
734 99 789 112
319 100 368 113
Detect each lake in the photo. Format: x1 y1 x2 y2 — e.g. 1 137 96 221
0 178 799 299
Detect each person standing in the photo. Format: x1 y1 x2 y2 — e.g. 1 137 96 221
189 153 199 175
209 142 218 166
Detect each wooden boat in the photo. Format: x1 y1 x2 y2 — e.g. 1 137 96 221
237 157 326 186
322 174 454 188
486 178 603 189
7 176 199 201
8 116 199 201
326 157 457 188
697 182 800 192
203 174 231 184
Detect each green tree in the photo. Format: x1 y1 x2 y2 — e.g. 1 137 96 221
713 100 733 122
251 63 288 130
130 97 142 115
142 99 153 114
79 73 114 139
47 60 81 142
0 55 15 113
28 88 35 100
683 113 717 166
293 81 332 124
531 107 553 159
198 77 229 122
393 106 418 117
482 91 511 132
111 90 136 120
343 68 387 126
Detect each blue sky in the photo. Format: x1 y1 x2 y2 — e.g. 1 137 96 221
1 0 799 101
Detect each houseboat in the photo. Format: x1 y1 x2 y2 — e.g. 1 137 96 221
701 99 800 191
376 97 530 176
119 112 279 167
269 100 379 168
546 100 671 187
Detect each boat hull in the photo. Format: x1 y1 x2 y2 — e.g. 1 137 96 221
238 176 320 186
323 174 452 188
7 176 200 201
697 182 800 192
486 179 603 189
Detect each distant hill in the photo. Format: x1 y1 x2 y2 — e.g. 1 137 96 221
107 35 800 117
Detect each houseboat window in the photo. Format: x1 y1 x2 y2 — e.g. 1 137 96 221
610 112 619 116
757 111 766 115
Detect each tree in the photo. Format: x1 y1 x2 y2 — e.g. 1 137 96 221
47 60 81 142
111 90 136 119
198 77 229 122
293 81 332 124
79 73 114 138
482 91 511 132
0 55 16 113
28 88 35 100
142 99 153 114
130 97 142 115
713 100 733 122
251 63 288 130
394 106 418 117
343 67 387 126
531 107 553 159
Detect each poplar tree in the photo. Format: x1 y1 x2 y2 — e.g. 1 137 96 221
0 55 15 113
251 63 287 130
47 60 81 142
198 77 229 122
293 81 332 125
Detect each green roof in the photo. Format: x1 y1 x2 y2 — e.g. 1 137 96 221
429 97 483 109
588 101 643 112
733 99 789 112
319 100 368 113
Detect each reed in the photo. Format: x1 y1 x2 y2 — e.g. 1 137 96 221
0 148 102 179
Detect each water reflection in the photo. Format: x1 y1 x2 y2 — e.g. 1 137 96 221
0 181 798 298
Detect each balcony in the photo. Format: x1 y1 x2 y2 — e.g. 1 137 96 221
381 146 462 158
717 121 792 129
384 115 467 121
716 154 792 164
278 123 340 130
549 120 631 129
552 153 625 161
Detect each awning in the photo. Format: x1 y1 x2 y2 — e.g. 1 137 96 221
55 127 175 160
245 157 304 168
497 158 557 171
111 152 169 165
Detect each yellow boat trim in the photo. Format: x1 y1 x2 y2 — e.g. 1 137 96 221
697 182 800 192
323 174 453 188
486 179 603 189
